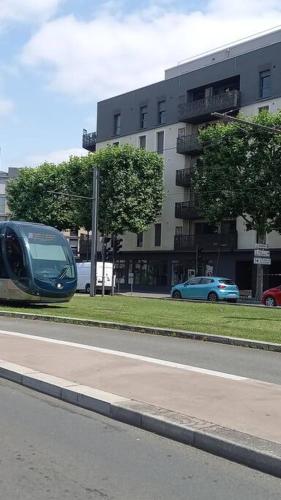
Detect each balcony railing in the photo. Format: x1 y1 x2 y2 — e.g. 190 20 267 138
176 135 202 155
82 130 97 152
174 232 237 251
175 201 201 220
178 90 240 123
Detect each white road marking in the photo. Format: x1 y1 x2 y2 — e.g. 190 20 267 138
0 329 247 381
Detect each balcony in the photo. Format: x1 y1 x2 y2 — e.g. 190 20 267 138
176 135 202 155
82 129 97 152
174 232 237 251
178 90 240 123
176 168 193 187
175 201 201 220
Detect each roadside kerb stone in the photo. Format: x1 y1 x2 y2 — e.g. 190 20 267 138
1 359 281 478
0 310 280 353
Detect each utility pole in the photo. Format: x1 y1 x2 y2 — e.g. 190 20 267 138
90 166 98 297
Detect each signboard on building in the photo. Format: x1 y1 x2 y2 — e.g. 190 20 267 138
254 249 270 258
205 265 214 277
255 243 268 249
254 257 271 265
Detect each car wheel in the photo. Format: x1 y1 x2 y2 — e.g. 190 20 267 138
85 283 90 294
265 296 276 307
208 292 218 302
172 290 182 299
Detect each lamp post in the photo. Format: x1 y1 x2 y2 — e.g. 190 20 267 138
90 166 98 296
45 165 99 296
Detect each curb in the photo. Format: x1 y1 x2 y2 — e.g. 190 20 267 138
1 359 281 478
0 310 280 352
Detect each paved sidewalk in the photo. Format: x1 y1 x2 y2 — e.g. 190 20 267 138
1 328 281 475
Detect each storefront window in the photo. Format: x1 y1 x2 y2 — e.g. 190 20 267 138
132 259 168 286
115 259 126 284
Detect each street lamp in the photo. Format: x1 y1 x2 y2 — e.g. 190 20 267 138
44 166 99 297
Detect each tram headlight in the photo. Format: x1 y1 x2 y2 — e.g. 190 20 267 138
56 283 63 289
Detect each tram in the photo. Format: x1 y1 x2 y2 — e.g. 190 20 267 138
0 221 77 303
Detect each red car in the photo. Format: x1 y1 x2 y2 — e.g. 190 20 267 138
262 286 281 306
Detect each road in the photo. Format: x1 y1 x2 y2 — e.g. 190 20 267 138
0 316 280 384
1 379 280 500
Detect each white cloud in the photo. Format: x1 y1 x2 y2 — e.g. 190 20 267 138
0 0 62 24
24 147 88 167
0 97 14 117
21 1 281 102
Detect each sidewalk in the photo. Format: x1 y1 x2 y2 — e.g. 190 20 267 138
1 329 281 476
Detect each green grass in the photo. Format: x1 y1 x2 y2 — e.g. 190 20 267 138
0 295 281 343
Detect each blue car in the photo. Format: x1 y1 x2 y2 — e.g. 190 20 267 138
171 276 240 302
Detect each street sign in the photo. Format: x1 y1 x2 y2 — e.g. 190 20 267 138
254 249 270 258
128 273 134 285
254 257 271 265
255 243 268 249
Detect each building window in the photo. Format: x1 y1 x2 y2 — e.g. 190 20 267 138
114 113 121 135
258 106 269 113
140 105 148 129
154 223 161 247
137 232 143 247
139 136 146 150
157 131 164 154
158 100 166 124
175 226 183 235
259 70 271 99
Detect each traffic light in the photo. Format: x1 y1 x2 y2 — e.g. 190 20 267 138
104 246 112 261
112 236 123 255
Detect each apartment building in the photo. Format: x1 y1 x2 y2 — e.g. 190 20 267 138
84 29 281 292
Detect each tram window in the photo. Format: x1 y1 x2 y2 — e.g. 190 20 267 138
20 226 75 279
5 229 27 278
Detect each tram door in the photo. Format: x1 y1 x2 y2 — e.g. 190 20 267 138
4 228 28 281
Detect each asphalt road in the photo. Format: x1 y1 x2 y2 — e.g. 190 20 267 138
0 316 280 384
1 379 280 500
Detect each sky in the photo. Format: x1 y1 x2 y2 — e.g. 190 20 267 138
1 0 281 170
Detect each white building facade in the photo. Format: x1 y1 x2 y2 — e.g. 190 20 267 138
85 29 281 292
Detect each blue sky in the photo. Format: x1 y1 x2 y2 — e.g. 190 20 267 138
1 0 281 170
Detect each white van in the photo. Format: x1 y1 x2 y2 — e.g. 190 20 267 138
76 261 113 294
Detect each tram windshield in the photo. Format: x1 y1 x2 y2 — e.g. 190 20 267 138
21 226 75 281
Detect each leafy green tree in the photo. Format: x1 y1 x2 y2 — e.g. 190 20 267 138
7 145 164 237
94 144 164 235
193 110 281 298
6 162 75 230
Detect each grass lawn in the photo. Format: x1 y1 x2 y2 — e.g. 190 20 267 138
0 295 280 343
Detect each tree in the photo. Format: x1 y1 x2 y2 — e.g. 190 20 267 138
6 162 75 231
193 110 281 299
94 144 164 235
7 144 164 237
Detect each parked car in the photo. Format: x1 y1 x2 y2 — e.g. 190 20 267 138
171 276 240 302
262 286 281 306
